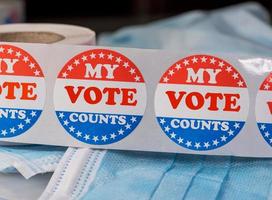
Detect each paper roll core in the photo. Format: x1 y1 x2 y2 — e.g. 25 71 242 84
0 31 65 43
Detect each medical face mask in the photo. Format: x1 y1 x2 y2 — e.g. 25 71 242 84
0 145 65 179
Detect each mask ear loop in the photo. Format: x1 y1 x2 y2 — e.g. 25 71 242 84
39 148 106 200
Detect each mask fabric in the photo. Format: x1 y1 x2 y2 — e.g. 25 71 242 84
0 145 65 179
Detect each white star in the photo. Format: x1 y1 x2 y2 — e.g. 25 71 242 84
10 127 16 134
164 126 170 132
134 76 141 82
123 62 129 68
210 58 216 64
226 66 232 73
234 123 240 129
118 129 124 135
264 131 270 138
175 64 182 70
90 53 96 59
69 126 75 132
25 118 31 124
186 141 192 147
116 57 122 63
74 59 80 66
270 138 272 143
228 130 234 136
201 56 207 63
67 65 73 71
102 135 108 142
23 56 29 63
125 124 131 129
130 117 137 123
269 77 272 83
7 48 13 54
204 142 210 148
170 132 176 138
99 52 105 58
30 111 36 117
18 123 24 129
84 134 90 140
163 76 169 83
177 137 184 144
110 133 116 139
34 70 40 76
194 142 201 149
29 63 35 69
264 83 270 90
129 68 135 74
0 46 4 53
221 135 227 142
16 51 21 58
213 139 219 146
160 118 166 125
260 124 266 130
58 113 64 119
76 131 82 137
218 61 225 68
232 73 239 79
192 57 198 63
183 59 189 66
107 54 113 60
62 72 68 78
63 120 69 126
1 130 7 136
93 136 99 142
237 80 244 87
81 55 87 61
168 70 174 76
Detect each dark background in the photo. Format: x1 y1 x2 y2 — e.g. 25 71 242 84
25 0 272 33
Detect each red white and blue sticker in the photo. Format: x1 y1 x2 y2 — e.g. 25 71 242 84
155 55 249 151
54 49 146 145
256 73 272 146
0 44 45 138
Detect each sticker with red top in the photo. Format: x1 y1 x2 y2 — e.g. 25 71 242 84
0 44 45 138
256 73 272 147
54 49 146 145
155 55 249 151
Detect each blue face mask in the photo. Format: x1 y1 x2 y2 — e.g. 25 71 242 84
0 145 65 179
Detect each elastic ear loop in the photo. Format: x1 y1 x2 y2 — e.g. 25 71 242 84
39 148 106 200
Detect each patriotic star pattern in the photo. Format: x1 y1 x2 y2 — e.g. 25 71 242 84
256 73 272 147
0 44 45 138
54 49 146 145
155 55 249 151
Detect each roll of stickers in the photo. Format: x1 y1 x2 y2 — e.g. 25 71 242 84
0 0 25 24
0 41 271 157
0 24 95 146
0 24 96 45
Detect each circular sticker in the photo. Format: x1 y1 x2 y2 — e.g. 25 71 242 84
256 73 272 146
0 44 45 138
54 49 146 145
155 55 249 151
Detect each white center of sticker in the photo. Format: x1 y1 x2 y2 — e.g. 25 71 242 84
54 49 146 145
155 55 249 151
